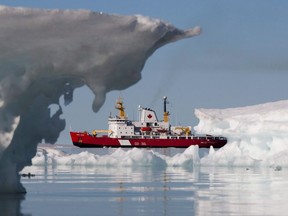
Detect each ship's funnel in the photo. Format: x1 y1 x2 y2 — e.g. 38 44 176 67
163 96 169 123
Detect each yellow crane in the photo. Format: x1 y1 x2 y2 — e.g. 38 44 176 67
115 97 127 119
174 127 191 136
92 130 112 136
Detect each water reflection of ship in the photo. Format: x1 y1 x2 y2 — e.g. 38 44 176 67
114 170 175 216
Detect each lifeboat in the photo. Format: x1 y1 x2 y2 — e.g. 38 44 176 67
141 127 152 132
157 129 167 133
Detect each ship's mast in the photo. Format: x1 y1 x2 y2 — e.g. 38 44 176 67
163 96 169 123
115 97 126 119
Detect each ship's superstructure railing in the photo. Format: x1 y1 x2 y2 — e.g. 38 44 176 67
119 134 227 140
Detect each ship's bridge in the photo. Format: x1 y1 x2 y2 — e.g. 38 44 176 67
108 117 134 138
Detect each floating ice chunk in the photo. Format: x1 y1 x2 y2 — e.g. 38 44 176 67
165 145 199 167
26 145 202 169
30 146 168 168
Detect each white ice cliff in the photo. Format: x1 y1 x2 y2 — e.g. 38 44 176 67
195 100 288 167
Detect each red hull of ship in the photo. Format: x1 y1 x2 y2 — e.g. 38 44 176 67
70 132 227 148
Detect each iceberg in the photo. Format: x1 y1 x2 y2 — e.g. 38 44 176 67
195 100 288 168
25 145 199 169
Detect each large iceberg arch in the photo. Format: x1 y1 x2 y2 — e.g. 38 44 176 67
0 5 200 193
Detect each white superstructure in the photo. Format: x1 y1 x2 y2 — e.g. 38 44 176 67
107 97 191 138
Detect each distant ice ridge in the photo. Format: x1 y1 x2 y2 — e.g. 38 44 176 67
195 100 288 168
29 145 200 169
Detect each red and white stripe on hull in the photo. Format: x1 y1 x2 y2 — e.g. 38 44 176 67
70 132 227 149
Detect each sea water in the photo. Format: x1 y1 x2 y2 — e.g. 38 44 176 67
8 147 288 216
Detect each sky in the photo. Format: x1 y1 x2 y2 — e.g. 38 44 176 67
2 1 288 144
